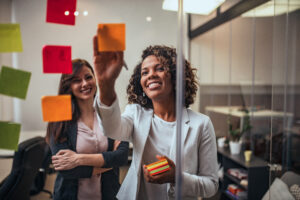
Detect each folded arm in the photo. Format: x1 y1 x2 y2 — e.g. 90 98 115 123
49 137 93 179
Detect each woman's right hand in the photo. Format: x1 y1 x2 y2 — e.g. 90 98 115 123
93 35 124 105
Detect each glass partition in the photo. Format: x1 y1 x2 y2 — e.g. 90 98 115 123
190 0 299 199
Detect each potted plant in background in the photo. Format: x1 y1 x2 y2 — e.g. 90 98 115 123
228 109 252 154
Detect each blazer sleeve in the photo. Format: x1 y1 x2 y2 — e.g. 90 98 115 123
169 118 219 198
95 97 135 142
49 133 93 179
102 139 129 168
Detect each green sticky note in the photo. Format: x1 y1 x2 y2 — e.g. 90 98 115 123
0 121 21 151
0 24 23 52
0 66 31 99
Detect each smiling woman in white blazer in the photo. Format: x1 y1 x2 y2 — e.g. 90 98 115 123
93 37 218 200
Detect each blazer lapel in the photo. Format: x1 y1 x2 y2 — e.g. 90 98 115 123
134 109 153 171
169 108 190 162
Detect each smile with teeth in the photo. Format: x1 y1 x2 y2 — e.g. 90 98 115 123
80 88 92 94
147 82 162 90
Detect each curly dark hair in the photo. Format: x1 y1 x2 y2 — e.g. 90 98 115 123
127 45 198 109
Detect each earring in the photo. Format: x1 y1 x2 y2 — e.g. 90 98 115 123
143 92 145 97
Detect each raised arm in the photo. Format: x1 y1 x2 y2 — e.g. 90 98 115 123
93 36 124 106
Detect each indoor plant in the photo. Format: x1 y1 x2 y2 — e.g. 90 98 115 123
228 109 252 154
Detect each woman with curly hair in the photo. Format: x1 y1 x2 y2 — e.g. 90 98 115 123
93 36 218 199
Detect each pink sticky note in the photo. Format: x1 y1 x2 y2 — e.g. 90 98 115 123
46 0 77 26
42 45 72 74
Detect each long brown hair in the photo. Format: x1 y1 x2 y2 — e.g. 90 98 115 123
45 59 95 144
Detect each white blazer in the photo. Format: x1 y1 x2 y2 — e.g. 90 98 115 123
95 98 219 200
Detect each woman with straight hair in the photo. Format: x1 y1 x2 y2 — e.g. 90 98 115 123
93 35 218 200
46 58 129 200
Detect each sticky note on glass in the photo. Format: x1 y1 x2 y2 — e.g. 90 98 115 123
146 158 170 176
0 121 21 151
41 95 72 122
42 45 72 74
46 0 77 25
0 66 31 99
0 24 23 52
97 24 125 52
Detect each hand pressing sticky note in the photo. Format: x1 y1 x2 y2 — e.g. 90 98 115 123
46 0 77 25
0 66 31 99
97 24 125 52
0 121 21 151
42 45 72 74
41 95 72 122
0 24 23 52
146 158 170 176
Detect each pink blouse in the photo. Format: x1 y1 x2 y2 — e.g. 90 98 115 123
76 112 108 200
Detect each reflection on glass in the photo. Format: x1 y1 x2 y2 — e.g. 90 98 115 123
190 0 299 199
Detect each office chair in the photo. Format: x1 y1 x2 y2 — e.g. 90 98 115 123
30 143 53 198
0 136 46 200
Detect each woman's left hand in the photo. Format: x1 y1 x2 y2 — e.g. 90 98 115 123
143 155 175 184
52 149 79 170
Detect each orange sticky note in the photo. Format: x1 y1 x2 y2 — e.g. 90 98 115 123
41 95 72 122
97 23 125 52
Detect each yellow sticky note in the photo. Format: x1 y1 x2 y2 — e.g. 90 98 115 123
41 95 72 122
97 23 125 52
0 24 23 52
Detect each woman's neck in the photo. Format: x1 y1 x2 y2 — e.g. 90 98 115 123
152 97 176 122
77 98 94 120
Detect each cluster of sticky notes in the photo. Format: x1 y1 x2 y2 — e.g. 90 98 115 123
0 66 31 99
41 95 72 122
42 45 72 74
0 23 25 150
146 158 171 176
0 122 21 151
46 0 77 25
0 24 23 53
97 24 126 52
41 0 75 123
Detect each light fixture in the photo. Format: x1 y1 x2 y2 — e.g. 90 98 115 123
83 11 88 16
162 0 225 15
242 0 300 17
64 11 70 16
74 11 79 16
146 16 152 22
